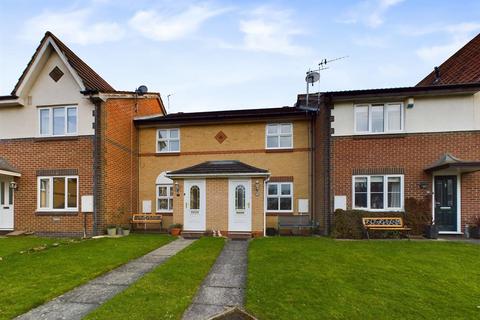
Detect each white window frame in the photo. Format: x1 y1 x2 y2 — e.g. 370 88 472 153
37 176 79 212
38 105 78 137
352 175 404 211
354 103 404 134
156 184 173 213
156 128 180 153
266 182 294 212
265 123 293 150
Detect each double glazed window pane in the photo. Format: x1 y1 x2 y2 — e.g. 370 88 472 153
354 177 367 208
370 176 384 209
235 185 246 211
53 178 65 209
371 106 384 133
388 177 401 208
67 178 77 208
386 104 401 131
267 136 279 148
53 108 65 136
40 109 50 135
267 183 292 211
67 108 77 134
157 185 173 211
355 106 369 132
190 186 200 210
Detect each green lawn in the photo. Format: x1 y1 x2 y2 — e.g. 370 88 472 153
246 237 480 320
0 234 173 319
86 237 225 320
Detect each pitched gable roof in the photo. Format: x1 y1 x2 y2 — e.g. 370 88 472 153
167 160 269 177
417 33 480 86
11 31 114 95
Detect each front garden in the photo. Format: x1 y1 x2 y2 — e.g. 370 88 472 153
0 234 173 319
246 237 480 319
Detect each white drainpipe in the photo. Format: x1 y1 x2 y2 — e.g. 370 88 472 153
263 176 270 237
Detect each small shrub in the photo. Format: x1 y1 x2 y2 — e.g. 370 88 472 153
404 197 431 235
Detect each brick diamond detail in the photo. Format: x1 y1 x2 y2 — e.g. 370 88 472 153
215 131 227 144
49 66 64 82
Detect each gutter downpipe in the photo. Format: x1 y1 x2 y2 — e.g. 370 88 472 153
263 176 270 237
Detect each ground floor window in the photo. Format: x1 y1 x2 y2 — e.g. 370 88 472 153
353 175 403 210
157 184 173 212
37 176 78 211
266 182 293 212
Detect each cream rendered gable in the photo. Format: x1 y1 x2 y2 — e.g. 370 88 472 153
0 44 94 139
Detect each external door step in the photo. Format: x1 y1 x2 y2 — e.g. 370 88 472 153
5 230 29 236
182 231 205 239
227 232 252 240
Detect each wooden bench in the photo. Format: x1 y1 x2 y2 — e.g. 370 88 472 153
131 214 163 231
278 215 317 235
362 217 411 239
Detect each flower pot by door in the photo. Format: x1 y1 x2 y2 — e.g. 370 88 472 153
424 225 438 239
107 228 116 236
171 228 181 236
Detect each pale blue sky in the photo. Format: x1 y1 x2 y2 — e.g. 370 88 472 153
1 0 479 112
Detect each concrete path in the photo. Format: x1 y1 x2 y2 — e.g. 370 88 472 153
182 240 248 320
17 238 195 320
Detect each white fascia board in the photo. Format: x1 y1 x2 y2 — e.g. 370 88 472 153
0 170 21 177
0 98 25 107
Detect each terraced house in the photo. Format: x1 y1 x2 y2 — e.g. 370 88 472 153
1 31 479 237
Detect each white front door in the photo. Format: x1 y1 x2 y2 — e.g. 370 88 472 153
184 180 206 231
228 179 252 232
0 177 14 230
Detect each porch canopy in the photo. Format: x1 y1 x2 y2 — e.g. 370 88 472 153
166 160 270 178
424 153 480 174
0 157 21 177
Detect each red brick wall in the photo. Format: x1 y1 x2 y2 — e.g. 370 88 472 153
331 131 480 231
99 96 163 230
0 137 94 236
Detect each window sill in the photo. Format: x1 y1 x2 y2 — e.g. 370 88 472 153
35 211 80 216
352 208 404 212
34 136 79 142
352 133 406 140
154 152 180 156
156 211 173 216
266 211 294 216
265 148 293 153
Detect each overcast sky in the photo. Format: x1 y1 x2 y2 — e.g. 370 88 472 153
1 0 479 112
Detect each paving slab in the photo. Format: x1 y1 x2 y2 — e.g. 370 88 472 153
182 240 248 320
17 238 196 320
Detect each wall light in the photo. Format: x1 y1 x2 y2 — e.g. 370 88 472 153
255 180 260 196
175 182 180 196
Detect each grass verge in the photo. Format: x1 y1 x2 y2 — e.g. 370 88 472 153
246 237 480 320
0 234 173 319
86 237 225 320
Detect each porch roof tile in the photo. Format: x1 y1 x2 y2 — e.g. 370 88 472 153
167 160 268 176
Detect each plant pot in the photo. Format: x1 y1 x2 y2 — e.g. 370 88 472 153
470 226 480 239
122 229 130 236
107 228 116 236
424 225 438 239
170 228 182 236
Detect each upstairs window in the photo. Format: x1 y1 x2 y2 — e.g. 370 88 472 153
156 129 180 153
354 103 403 134
266 123 293 149
39 106 77 136
353 175 403 211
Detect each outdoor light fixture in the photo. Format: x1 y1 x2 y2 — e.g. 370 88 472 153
407 97 414 109
419 181 428 189
175 182 180 196
9 181 17 190
255 180 260 196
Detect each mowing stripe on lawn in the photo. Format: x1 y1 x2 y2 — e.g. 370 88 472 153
85 237 226 320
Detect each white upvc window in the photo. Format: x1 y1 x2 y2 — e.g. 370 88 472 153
156 128 180 153
354 103 403 134
266 182 293 212
352 175 404 211
38 106 77 136
37 176 78 211
156 184 173 212
266 123 293 149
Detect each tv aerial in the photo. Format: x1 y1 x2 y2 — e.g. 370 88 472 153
304 56 348 108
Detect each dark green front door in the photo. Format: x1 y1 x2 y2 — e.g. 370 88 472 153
434 176 457 232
